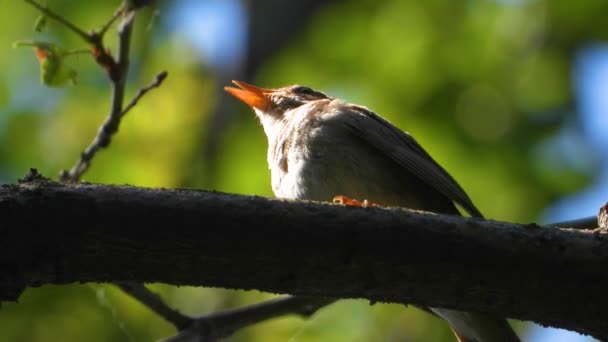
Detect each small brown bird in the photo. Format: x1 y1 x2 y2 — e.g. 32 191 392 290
225 80 520 342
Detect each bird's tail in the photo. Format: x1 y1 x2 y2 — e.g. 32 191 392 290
431 308 520 342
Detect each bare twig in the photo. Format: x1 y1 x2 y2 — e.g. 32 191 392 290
27 3 169 183
120 71 168 118
109 10 134 119
118 279 334 342
161 296 334 342
24 0 125 82
24 0 92 43
58 11 167 183
57 69 167 182
115 252 333 340
58 12 135 182
98 6 124 37
63 49 93 56
118 279 333 342
116 282 192 330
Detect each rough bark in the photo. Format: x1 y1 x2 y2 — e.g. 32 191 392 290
0 176 606 340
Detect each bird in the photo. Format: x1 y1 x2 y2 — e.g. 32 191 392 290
224 80 520 342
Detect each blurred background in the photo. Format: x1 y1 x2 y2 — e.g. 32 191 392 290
1 0 606 341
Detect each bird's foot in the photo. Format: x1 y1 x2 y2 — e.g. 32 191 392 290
332 195 379 207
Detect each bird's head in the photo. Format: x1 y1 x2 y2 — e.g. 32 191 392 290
224 80 330 120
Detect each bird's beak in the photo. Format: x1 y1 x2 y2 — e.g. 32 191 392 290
224 80 274 110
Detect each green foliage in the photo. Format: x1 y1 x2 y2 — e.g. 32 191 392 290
13 40 82 87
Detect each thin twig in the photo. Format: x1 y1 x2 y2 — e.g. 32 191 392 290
117 278 333 342
120 71 168 118
59 15 169 182
117 279 334 342
110 9 135 112
161 296 335 342
24 0 138 183
64 49 92 56
114 281 335 342
24 0 93 43
24 0 124 80
57 69 167 182
58 11 135 181
116 282 192 330
98 6 124 36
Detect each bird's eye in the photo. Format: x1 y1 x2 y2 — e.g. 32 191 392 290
292 86 315 96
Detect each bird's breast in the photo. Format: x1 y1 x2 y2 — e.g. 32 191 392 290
267 111 421 207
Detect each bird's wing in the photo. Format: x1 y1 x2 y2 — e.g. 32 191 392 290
338 104 483 218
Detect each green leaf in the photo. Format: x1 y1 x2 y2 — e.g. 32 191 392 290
13 40 78 87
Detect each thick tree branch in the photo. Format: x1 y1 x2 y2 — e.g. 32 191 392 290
1 178 607 340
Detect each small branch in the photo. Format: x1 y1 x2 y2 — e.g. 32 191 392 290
24 0 92 43
59 14 167 183
24 2 167 183
162 296 334 342
109 9 134 106
24 0 126 81
64 49 92 57
120 71 168 118
98 6 124 37
118 277 333 342
116 282 192 330
58 69 167 182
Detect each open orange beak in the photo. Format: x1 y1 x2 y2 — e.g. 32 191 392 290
224 80 274 110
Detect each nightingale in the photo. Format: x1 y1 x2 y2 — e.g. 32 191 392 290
225 80 520 342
